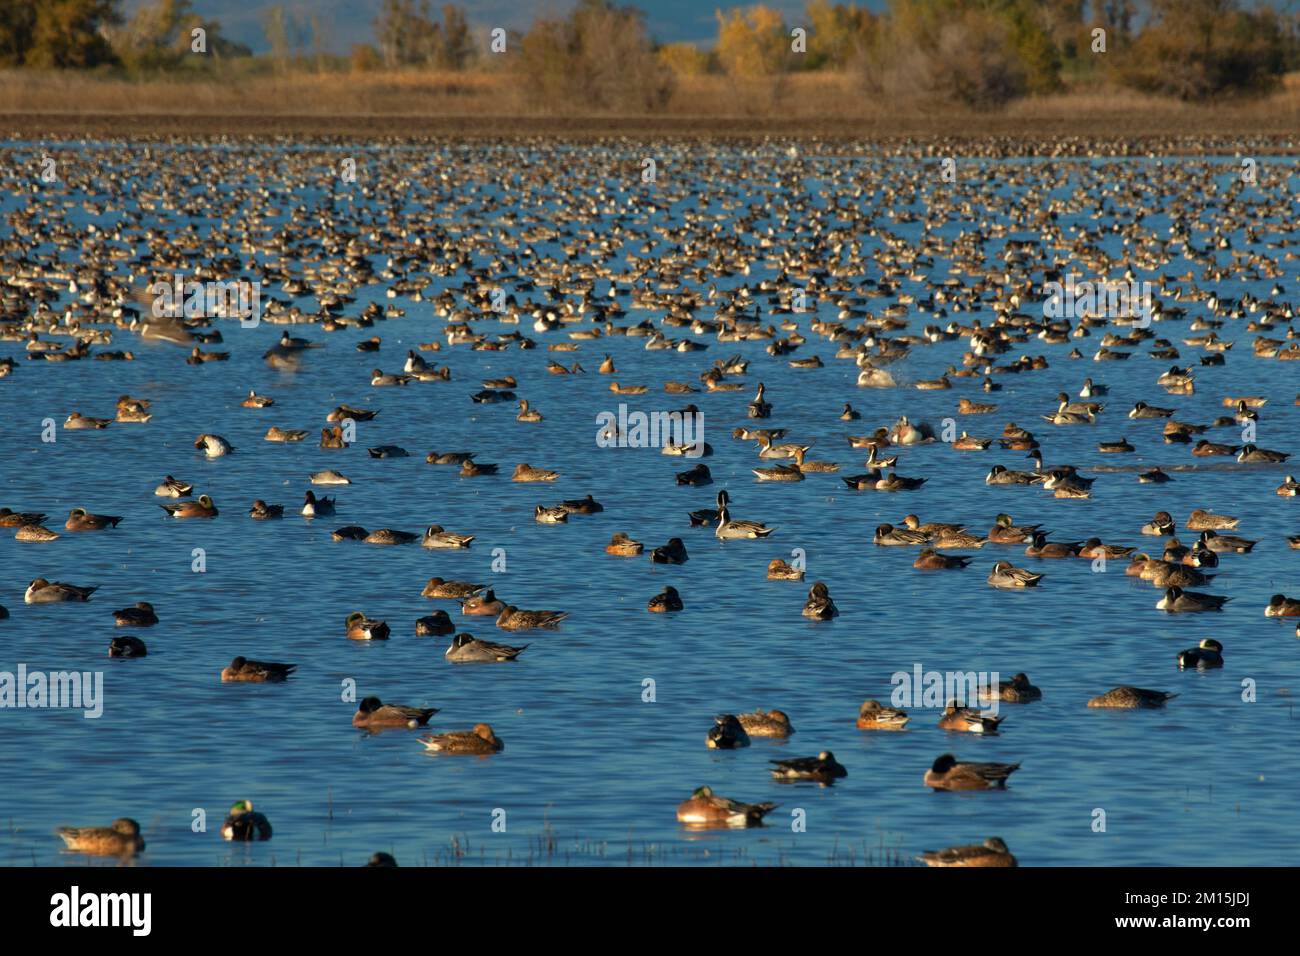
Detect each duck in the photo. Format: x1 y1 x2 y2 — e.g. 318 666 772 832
309 469 351 485
840 402 861 420
917 837 1017 868
462 589 506 616
0 508 47 527
1142 511 1175 536
445 633 528 662
647 586 683 613
496 605 568 629
300 491 334 517
1157 586 1229 612
987 561 1043 589
1025 533 1081 559
331 526 368 541
802 581 838 619
987 513 1044 544
266 426 309 443
875 523 930 546
1150 563 1217 588
716 505 775 540
423 578 486 600
767 558 804 581
1277 475 1300 496
1087 686 1177 708
914 549 971 570
1196 529 1256 554
923 753 1020 790
650 537 689 564
738 709 794 738
705 714 751 749
1129 401 1174 419
979 673 1042 704
422 525 474 548
1138 467 1173 483
1192 439 1239 457
753 461 805 482
675 786 776 828
534 504 568 524
675 462 713 486
221 657 297 682
413 610 455 635
746 382 772 418
1265 594 1300 617
154 475 193 497
426 450 474 465
25 578 97 603
605 532 644 556
1186 508 1239 531
418 723 503 754
1097 437 1134 453
221 801 273 841
856 699 909 730
985 464 1043 486
241 390 274 408
55 818 145 857
352 696 438 729
161 494 218 519
874 471 928 492
769 751 847 783
792 447 840 473
15 523 59 542
367 445 409 459
1078 538 1135 561
112 602 158 627
194 433 233 457
248 500 283 519
345 613 391 640
108 635 148 658
512 463 559 482
63 411 112 430
1177 639 1224 669
460 459 499 477
938 703 1004 734
1238 443 1290 464
516 399 543 422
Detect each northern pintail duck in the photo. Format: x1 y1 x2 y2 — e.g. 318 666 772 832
309 469 351 485
415 612 455 636
1196 529 1256 554
770 751 847 783
353 696 437 729
1157 586 1229 612
423 578 485 600
1087 686 1177 708
875 523 929 546
985 464 1043 486
154 475 193 497
222 801 272 841
25 578 97 603
445 633 528 662
512 463 558 482
345 613 390 640
1142 511 1175 535
767 558 804 580
705 714 750 749
221 657 297 682
194 433 233 457
802 581 838 619
459 459 499 477
161 494 218 519
1177 639 1224 669
1186 508 1239 531
1277 475 1300 496
987 561 1043 589
241 390 274 408
647 586 683 612
15 523 59 542
856 699 909 730
418 723 503 754
64 411 112 430
56 818 145 857
496 605 568 630
716 505 775 539
738 709 794 737
676 786 776 828
917 837 1016 868
923 753 1020 790
266 426 309 443
112 602 157 627
422 525 474 548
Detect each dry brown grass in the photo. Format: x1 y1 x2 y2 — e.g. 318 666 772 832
4 68 1300 142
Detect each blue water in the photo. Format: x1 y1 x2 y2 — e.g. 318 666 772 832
1 143 1299 866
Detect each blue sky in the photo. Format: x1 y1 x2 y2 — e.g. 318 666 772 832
124 1 839 53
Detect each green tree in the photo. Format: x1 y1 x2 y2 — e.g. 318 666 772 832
26 0 120 68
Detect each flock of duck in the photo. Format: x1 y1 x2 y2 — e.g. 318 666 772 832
3 139 1299 867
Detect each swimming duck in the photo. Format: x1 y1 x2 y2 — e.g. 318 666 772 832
345 613 391 640
55 818 145 857
418 723 503 754
738 709 794 738
301 491 334 518
1149 563 1216 588
221 801 272 841
747 382 772 418
221 657 297 682
1177 639 1224 669
923 753 1020 790
1196 529 1256 554
1157 586 1229 612
1186 509 1239 531
242 390 274 408
650 537 689 564
914 549 971 570
462 589 506 616
0 508 46 527
706 714 751 749
1078 538 1135 561
64 411 112 430
108 636 148 658
1087 687 1177 708
676 462 713 486
15 523 59 542
767 558 804 581
1265 594 1300 617
422 578 485 601
770 751 847 783
938 703 1004 734
917 837 1017 868
112 602 157 627
560 494 604 515
512 463 559 482
1277 475 1300 496
1025 533 1081 559
987 514 1044 544
161 494 218 519
875 523 929 546
194 433 233 457
249 500 283 519
840 402 861 420
445 633 528 662
930 529 988 549
753 462 805 482
422 525 474 548
1192 439 1239 457
675 786 776 828
605 532 644 557
1129 401 1174 419
874 471 928 492
1138 467 1173 483
535 505 568 524
154 475 193 497
802 581 838 619
353 696 437 729
716 505 775 540
987 561 1042 589
266 426 309 443
367 445 409 459
309 469 351 485
1238 443 1290 464
647 586 683 613
979 673 1042 703
459 459 499 477
496 605 568 630
985 464 1043 486
25 578 97 603
1142 511 1175 536
856 699 909 730
63 508 122 531
415 612 455 636
792 447 840 473
331 526 369 541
